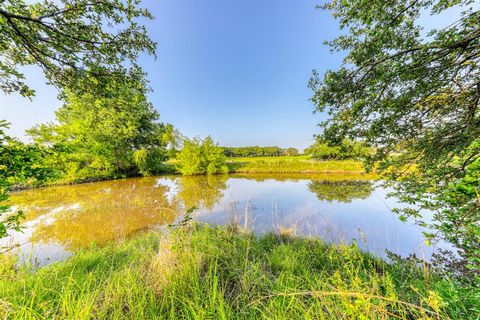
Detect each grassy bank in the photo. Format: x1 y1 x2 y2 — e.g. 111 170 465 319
1 224 476 319
226 156 374 175
12 157 372 190
165 156 377 176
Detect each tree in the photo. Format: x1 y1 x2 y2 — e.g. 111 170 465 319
285 147 299 156
310 1 479 265
160 124 183 159
223 146 294 157
0 0 156 240
28 83 170 181
0 121 51 239
0 0 155 98
177 137 228 175
305 139 371 160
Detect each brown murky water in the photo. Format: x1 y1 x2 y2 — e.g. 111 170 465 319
2 173 453 266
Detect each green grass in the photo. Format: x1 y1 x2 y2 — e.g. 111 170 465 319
167 156 376 176
1 224 477 319
226 156 372 174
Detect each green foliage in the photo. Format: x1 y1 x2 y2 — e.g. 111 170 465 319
0 121 51 238
311 0 480 267
223 146 297 157
177 137 228 175
284 147 299 156
393 139 480 270
0 224 477 319
0 0 156 98
439 145 480 268
305 139 372 160
160 124 183 159
133 149 149 176
28 83 171 182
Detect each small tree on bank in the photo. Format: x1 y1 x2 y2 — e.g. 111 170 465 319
177 137 228 175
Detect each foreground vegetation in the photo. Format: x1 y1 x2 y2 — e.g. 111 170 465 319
0 224 477 319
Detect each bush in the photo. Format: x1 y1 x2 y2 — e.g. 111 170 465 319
177 137 228 175
133 148 168 177
305 139 372 160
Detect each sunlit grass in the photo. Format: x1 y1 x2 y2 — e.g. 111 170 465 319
0 224 476 319
167 155 377 174
226 156 375 175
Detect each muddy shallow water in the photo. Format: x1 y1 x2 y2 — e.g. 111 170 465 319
2 173 454 266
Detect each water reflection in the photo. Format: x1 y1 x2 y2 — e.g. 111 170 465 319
3 173 454 266
8 178 179 251
307 180 374 203
175 175 228 210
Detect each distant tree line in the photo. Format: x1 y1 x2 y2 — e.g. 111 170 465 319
223 146 299 157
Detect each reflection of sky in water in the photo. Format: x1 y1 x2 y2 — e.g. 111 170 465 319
193 178 455 260
1 175 456 266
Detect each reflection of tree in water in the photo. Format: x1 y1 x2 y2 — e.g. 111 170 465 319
10 177 180 249
307 180 374 203
174 175 228 211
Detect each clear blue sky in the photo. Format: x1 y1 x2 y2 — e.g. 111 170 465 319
0 1 464 150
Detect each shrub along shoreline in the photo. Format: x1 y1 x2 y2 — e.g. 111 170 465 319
0 224 476 319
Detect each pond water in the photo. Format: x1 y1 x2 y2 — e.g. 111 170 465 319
2 173 454 266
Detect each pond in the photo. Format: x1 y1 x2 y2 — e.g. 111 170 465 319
2 173 454 266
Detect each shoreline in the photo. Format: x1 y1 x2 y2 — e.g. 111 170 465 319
10 158 377 191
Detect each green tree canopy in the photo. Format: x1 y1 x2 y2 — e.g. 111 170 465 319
311 0 479 264
0 121 52 238
285 147 299 156
0 0 155 97
28 83 171 181
177 137 228 176
304 139 372 160
0 0 156 240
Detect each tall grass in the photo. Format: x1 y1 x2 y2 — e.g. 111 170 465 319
0 224 477 319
